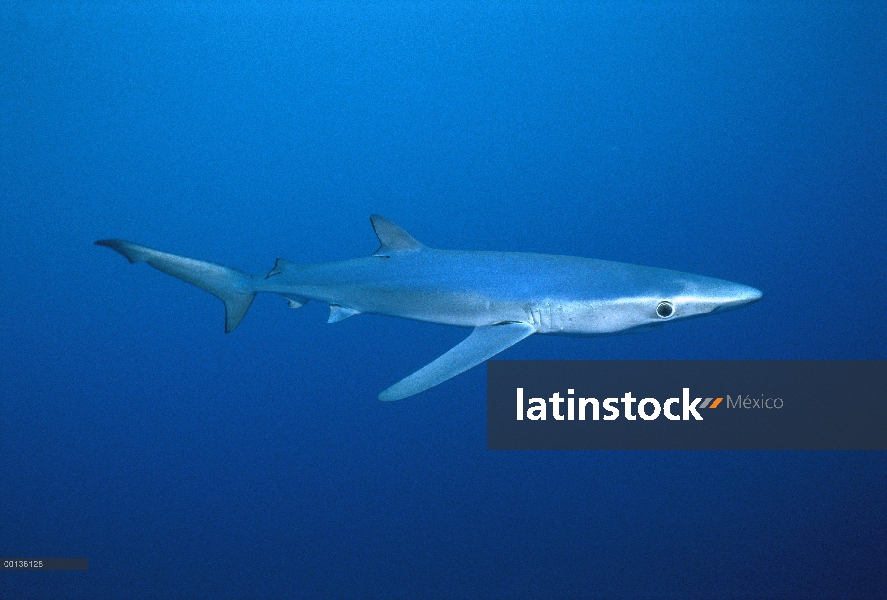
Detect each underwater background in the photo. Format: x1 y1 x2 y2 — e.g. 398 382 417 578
2 3 885 598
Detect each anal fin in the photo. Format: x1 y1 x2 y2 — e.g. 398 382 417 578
285 295 308 309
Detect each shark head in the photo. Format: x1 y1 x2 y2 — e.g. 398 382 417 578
571 266 762 336
617 271 762 333
666 275 762 319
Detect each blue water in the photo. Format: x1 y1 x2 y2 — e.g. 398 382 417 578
2 3 885 598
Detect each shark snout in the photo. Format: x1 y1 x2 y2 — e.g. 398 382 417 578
709 283 763 313
744 286 763 304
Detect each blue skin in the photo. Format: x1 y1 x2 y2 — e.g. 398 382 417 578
96 215 762 400
261 248 762 335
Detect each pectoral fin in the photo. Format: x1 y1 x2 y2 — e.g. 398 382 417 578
378 322 536 401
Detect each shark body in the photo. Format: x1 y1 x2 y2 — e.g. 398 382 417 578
96 215 762 401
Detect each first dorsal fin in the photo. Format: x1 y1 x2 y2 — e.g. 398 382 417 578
370 215 425 257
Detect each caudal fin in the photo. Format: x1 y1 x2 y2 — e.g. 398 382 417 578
95 239 256 333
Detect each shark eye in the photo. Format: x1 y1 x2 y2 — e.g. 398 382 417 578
656 301 674 318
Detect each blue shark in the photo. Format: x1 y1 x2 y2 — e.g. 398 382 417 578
96 215 762 401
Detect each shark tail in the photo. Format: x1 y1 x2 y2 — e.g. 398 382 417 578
95 239 256 333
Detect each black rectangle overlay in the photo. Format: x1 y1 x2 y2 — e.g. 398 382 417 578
2 558 88 570
487 361 887 450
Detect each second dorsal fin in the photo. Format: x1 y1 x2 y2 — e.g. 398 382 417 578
370 215 425 257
